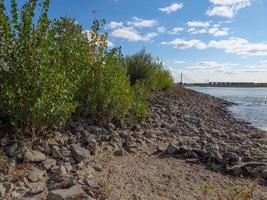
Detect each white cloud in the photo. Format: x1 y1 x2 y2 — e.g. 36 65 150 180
168 27 184 35
157 26 166 33
208 37 267 56
110 26 157 42
127 17 158 28
161 37 267 56
109 21 123 29
187 22 229 37
111 27 143 41
161 38 207 49
173 59 186 64
143 32 158 41
207 0 252 18
159 3 183 14
208 26 229 36
187 21 210 28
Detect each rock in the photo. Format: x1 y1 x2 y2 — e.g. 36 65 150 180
28 182 46 195
0 183 6 196
93 163 103 172
261 170 267 179
70 144 90 162
211 150 224 164
47 184 86 200
43 159 57 171
4 141 18 157
24 149 46 163
223 152 241 165
166 143 178 155
27 167 45 182
51 146 64 160
87 126 102 135
50 166 68 183
113 149 124 156
48 178 77 191
86 180 102 189
82 195 96 200
75 165 95 179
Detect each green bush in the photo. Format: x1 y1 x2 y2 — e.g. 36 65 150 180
0 0 77 134
126 49 174 92
78 21 132 124
130 81 148 122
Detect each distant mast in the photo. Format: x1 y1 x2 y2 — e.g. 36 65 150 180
180 72 183 85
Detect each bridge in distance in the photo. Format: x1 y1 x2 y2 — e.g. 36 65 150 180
176 73 267 87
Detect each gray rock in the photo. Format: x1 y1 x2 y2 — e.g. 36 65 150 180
70 144 90 162
50 166 68 183
48 178 77 191
166 143 178 155
47 184 86 200
28 182 46 195
93 163 103 172
51 146 64 160
223 152 241 165
113 149 124 156
28 167 44 182
5 141 17 157
82 195 96 200
86 180 101 189
261 169 267 179
43 159 57 171
24 149 46 163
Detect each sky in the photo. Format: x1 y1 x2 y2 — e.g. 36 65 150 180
9 0 267 83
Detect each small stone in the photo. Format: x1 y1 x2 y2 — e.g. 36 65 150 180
70 144 90 162
47 184 86 200
93 163 103 172
51 146 64 160
261 170 267 179
27 167 44 182
5 141 18 157
48 178 77 191
42 159 57 171
166 143 178 155
0 183 6 196
86 180 102 189
28 182 46 195
50 166 67 183
113 149 124 156
24 149 46 163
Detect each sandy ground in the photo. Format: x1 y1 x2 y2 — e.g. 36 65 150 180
92 152 267 200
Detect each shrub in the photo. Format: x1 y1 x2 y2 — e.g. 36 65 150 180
78 20 132 124
0 0 77 135
126 49 174 92
130 81 148 122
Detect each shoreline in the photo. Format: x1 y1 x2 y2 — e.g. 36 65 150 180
0 88 266 199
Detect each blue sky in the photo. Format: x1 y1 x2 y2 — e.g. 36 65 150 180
10 0 267 82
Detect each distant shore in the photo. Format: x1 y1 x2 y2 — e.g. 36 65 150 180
182 83 267 88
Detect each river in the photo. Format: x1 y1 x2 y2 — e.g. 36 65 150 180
188 87 267 131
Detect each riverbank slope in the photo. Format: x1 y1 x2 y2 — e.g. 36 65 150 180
0 88 266 199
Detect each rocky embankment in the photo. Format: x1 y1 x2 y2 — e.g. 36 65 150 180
0 88 266 199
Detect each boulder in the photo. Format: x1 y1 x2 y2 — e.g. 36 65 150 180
42 159 57 171
261 169 267 179
166 143 178 155
47 184 86 200
28 182 46 195
24 149 46 163
51 146 64 160
27 167 45 182
70 144 90 162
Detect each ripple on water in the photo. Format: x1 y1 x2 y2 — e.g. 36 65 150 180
188 87 267 131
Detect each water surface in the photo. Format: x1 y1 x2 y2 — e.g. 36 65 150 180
188 87 267 131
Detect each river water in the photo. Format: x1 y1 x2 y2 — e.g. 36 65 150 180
188 87 267 131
